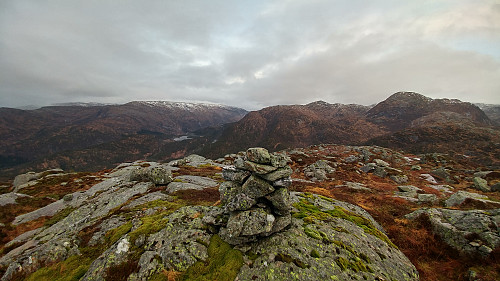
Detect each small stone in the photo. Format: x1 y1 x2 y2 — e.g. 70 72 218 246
241 175 275 199
420 174 438 184
390 175 408 184
374 167 387 178
398 185 422 193
246 147 271 164
411 165 422 171
478 245 493 256
63 194 73 202
491 182 500 192
473 177 490 192
259 166 293 182
431 167 453 183
374 159 390 167
360 163 376 173
418 194 438 204
273 177 292 188
469 241 480 247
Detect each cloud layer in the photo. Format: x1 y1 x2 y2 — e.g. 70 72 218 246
1 0 499 109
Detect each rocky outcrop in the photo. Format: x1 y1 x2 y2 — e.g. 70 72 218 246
406 208 500 257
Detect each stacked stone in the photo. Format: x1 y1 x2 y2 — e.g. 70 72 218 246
218 147 293 245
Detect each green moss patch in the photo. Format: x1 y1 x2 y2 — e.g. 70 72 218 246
25 254 93 281
335 256 373 273
275 253 309 269
181 234 243 281
293 198 397 248
44 207 76 227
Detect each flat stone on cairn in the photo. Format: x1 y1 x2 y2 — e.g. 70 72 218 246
219 147 292 245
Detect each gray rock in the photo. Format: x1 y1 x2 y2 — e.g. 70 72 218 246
246 147 271 164
269 152 291 168
234 157 277 174
241 175 275 199
0 193 31 206
123 191 171 210
218 181 241 205
390 174 408 184
473 177 490 192
224 208 275 238
444 191 500 207
222 166 251 183
431 167 453 183
13 172 41 189
273 177 293 188
411 165 422 170
166 182 206 194
337 182 370 191
429 185 454 194
146 166 173 185
374 159 390 167
398 185 423 193
259 166 293 182
265 188 291 215
360 163 377 173
373 166 388 178
406 208 500 257
418 194 438 204
420 173 438 184
174 175 218 187
304 160 335 181
344 155 359 163
63 194 73 202
225 193 256 212
491 182 500 192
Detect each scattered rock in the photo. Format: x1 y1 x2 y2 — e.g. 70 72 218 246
337 181 371 191
431 167 454 183
444 191 500 207
491 182 500 192
420 174 438 184
406 208 500 257
374 159 390 167
304 160 335 181
13 172 41 189
417 194 438 204
130 165 173 185
473 177 490 192
0 193 32 207
390 174 408 184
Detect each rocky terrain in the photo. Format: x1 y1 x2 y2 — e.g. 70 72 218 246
0 102 247 180
0 144 499 280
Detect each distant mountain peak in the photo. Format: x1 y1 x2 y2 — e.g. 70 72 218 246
385 92 433 103
306 100 331 106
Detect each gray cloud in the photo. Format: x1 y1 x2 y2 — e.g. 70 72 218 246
0 0 499 110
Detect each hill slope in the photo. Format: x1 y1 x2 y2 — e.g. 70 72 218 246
0 102 247 179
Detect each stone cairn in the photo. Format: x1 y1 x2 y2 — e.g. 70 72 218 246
218 147 293 245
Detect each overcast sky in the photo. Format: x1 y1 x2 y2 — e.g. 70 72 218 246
1 0 499 110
